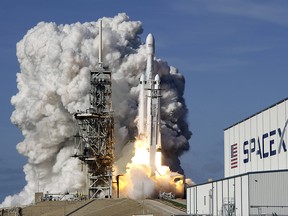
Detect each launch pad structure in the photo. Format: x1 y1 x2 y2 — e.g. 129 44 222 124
73 20 114 199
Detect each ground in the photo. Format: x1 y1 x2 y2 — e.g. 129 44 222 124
1 198 187 216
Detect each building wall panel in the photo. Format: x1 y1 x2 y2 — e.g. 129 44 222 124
239 123 245 174
278 101 288 169
186 187 192 214
243 117 251 174
241 175 249 215
256 112 264 171
216 180 223 215
211 182 217 215
270 105 278 170
263 108 271 170
250 115 258 173
249 171 288 215
234 176 242 216
224 129 230 177
224 99 288 177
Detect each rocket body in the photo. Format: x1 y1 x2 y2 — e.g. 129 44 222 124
138 33 162 172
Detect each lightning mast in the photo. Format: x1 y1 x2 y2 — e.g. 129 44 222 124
74 20 114 199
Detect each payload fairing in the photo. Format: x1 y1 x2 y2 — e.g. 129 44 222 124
138 33 162 172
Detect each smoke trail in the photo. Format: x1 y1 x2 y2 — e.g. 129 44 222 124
1 13 191 207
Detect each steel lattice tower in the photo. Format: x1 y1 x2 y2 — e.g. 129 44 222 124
73 20 114 199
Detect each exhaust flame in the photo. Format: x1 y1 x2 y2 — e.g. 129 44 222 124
132 139 149 165
115 137 186 199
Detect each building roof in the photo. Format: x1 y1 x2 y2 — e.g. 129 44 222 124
187 169 288 188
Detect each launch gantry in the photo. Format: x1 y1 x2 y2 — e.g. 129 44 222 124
73 20 114 199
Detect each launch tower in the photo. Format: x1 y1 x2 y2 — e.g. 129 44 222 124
74 20 114 199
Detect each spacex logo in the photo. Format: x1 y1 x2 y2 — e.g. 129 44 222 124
230 143 238 169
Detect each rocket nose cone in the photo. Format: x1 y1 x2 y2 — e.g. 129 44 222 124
146 33 154 45
155 74 160 81
146 33 155 55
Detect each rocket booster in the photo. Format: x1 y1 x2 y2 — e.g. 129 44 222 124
138 33 162 172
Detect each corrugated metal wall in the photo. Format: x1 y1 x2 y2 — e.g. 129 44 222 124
187 171 288 216
187 174 249 215
249 172 288 215
224 99 288 178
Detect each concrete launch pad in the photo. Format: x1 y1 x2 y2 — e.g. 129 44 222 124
1 199 186 216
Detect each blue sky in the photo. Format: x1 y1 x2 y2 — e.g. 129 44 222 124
1 0 288 202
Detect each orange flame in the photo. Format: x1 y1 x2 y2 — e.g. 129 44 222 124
114 137 185 199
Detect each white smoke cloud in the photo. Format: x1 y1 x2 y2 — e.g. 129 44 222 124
2 13 191 207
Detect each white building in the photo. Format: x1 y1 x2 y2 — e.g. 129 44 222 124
187 98 288 216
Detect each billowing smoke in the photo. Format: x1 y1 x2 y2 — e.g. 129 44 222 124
1 13 191 207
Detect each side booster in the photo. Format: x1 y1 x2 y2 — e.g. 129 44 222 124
139 33 162 172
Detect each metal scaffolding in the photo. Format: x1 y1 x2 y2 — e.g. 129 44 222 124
73 20 114 199
74 66 114 199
